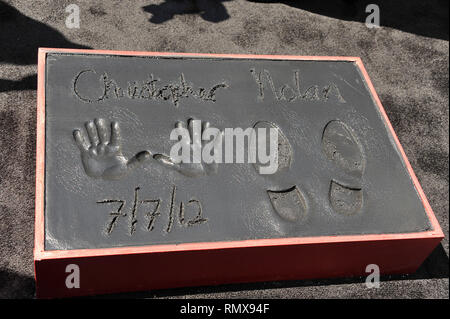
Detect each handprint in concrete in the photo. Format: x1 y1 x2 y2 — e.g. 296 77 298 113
73 118 151 180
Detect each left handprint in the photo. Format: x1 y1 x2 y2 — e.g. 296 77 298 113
73 118 151 180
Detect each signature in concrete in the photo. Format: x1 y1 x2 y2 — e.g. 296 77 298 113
250 68 346 103
73 69 228 107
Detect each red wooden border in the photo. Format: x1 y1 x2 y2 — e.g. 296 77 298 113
34 48 444 297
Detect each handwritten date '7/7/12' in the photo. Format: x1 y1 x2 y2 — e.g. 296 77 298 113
96 185 207 236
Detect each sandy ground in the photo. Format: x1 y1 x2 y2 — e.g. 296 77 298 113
0 0 448 298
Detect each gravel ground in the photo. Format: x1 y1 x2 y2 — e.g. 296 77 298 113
0 0 448 298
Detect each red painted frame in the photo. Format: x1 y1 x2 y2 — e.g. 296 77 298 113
35 48 444 298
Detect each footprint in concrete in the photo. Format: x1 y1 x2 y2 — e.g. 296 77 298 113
329 180 363 215
252 121 308 224
322 120 365 178
251 121 292 174
322 120 365 215
267 186 308 223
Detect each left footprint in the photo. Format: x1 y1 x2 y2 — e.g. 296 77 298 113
267 186 308 223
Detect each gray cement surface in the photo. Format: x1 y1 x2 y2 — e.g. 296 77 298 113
0 0 448 298
43 53 432 250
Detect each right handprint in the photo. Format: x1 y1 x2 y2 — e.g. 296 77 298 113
321 120 365 215
153 118 222 177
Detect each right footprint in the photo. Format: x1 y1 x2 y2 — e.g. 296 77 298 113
322 120 365 215
329 180 363 215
